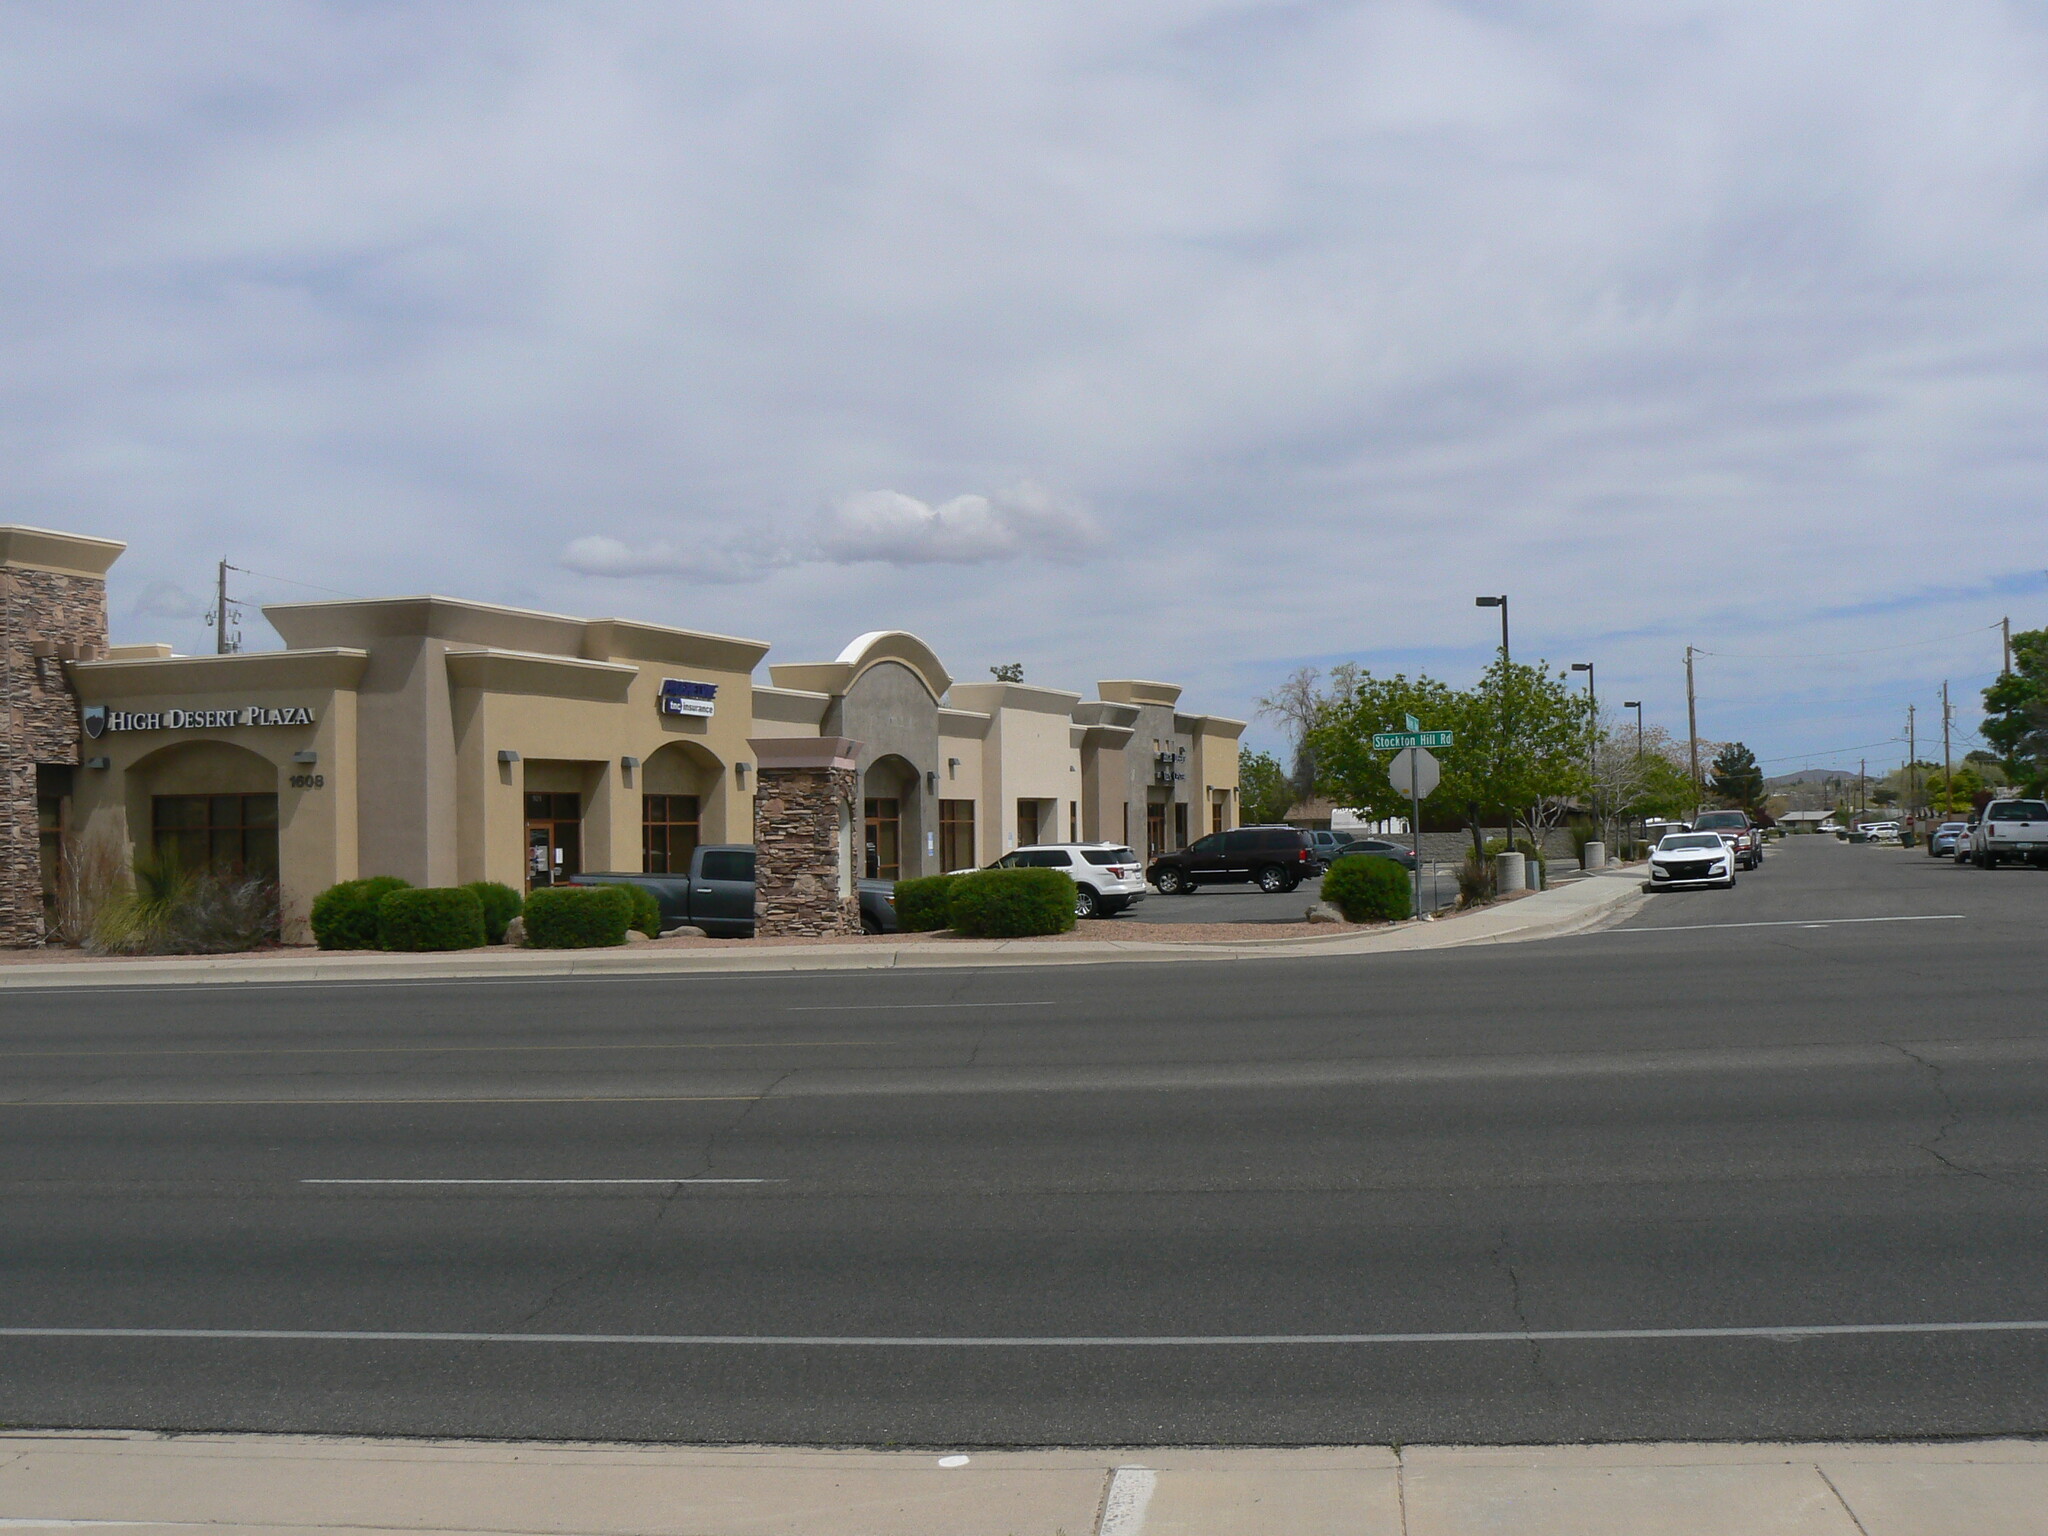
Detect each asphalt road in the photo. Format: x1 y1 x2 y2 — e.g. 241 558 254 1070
1 836 2044 1445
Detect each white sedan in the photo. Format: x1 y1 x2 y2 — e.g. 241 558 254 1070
1645 831 1736 890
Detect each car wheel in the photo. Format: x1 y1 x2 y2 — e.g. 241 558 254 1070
1256 865 1288 893
1074 884 1099 920
1156 868 1187 895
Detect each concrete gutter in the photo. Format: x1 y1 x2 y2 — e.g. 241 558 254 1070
0 871 1649 989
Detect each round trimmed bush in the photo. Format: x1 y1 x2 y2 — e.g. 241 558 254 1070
523 884 633 948
1320 854 1413 923
463 881 523 944
892 875 955 932
377 887 487 951
310 876 411 950
944 867 1076 938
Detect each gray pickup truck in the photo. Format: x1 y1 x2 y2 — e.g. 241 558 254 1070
568 844 898 936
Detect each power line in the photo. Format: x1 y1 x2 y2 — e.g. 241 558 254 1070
1694 622 2003 662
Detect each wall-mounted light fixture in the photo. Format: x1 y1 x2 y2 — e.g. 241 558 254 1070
497 750 520 764
291 749 318 765
84 756 110 771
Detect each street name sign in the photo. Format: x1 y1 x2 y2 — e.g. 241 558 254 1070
1372 729 1454 750
1388 747 1440 799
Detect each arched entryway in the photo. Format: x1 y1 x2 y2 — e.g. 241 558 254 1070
861 753 921 880
125 740 282 879
640 740 724 873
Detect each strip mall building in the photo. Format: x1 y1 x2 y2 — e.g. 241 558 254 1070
2 525 1244 945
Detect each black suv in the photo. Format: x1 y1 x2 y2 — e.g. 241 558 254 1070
1148 825 1318 895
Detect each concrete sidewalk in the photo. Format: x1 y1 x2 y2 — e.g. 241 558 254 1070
0 1430 2038 1534
0 869 1648 989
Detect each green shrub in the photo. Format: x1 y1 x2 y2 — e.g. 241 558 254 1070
310 876 411 950
1320 854 1413 923
944 867 1076 938
463 881 523 944
377 887 486 952
624 883 662 938
523 884 633 948
892 875 955 932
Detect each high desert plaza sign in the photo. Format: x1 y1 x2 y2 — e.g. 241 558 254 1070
82 704 318 737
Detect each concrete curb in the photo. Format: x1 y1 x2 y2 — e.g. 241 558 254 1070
0 872 1650 990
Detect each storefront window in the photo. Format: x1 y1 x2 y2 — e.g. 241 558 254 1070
152 794 279 879
643 793 700 874
524 792 581 888
939 799 975 872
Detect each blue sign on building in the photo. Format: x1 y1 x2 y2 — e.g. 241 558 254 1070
658 678 718 718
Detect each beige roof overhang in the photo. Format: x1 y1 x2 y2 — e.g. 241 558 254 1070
946 681 1084 717
1098 679 1183 708
0 525 126 579
69 648 370 697
445 647 638 703
267 596 768 674
769 630 952 702
752 684 832 728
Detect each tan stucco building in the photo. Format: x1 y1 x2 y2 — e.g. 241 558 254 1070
6 525 1244 945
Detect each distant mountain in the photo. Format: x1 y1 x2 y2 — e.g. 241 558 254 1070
1764 768 1860 789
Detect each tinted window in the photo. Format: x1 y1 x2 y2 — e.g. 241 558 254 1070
1987 801 2048 822
698 850 754 882
1082 848 1138 865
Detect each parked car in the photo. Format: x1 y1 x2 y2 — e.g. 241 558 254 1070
569 846 900 936
1928 821 1970 857
1968 799 2048 868
989 843 1147 918
1149 825 1319 894
1327 836 1419 873
1691 809 1764 870
1645 831 1736 890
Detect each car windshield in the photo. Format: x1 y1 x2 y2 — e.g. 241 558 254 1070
1987 801 2048 822
1659 834 1722 851
1692 812 1746 829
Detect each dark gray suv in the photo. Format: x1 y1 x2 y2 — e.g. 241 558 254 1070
1147 825 1318 895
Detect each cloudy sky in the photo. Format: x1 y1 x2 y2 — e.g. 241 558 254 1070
6 1 2045 772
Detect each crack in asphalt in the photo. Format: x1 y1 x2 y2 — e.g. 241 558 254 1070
1888 1043 2008 1184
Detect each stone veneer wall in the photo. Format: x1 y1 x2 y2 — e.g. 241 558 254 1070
1 567 109 946
753 763 860 938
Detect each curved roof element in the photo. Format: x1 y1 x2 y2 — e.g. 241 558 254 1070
768 630 952 702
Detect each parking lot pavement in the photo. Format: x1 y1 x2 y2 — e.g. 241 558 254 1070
1113 866 1460 924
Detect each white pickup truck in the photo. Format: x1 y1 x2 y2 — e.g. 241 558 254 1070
1965 798 2048 868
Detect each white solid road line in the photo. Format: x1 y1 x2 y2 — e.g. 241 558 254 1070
299 1178 775 1185
299 1187 778 1196
1610 914 1966 934
3 1319 2046 1346
785 1001 1056 1011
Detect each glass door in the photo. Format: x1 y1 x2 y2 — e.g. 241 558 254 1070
525 792 582 888
863 798 901 880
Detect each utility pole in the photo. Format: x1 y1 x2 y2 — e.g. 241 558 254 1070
1906 704 1917 822
1941 680 1953 812
1685 645 1701 804
211 558 240 655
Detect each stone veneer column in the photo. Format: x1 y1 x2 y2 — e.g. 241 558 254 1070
747 735 863 939
1 530 120 948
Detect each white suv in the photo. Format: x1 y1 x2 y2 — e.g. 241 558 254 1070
991 843 1148 918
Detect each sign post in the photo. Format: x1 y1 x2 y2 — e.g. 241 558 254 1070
1387 745 1441 918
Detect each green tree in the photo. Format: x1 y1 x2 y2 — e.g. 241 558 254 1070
1236 747 1295 825
1309 660 1589 858
1982 628 2048 794
1709 742 1764 810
